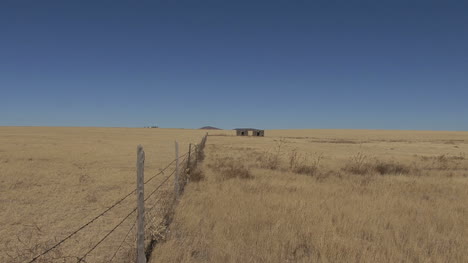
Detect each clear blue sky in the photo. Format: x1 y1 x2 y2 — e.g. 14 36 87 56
1 0 467 130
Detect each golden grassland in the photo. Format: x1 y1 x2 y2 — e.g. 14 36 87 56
1 127 467 262
151 129 468 263
0 127 207 262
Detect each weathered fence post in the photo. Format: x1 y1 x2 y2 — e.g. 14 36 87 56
174 141 179 199
194 144 198 164
136 145 146 263
187 143 191 169
201 133 207 148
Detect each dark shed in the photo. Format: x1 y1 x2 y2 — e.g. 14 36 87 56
235 128 264 137
236 129 249 136
252 130 265 137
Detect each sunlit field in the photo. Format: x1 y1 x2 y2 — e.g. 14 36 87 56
2 127 467 262
0 127 207 262
151 129 468 263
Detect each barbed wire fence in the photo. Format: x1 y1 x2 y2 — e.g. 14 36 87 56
20 133 208 263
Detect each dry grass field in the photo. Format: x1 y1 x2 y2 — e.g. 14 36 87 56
1 127 467 262
151 129 468 263
0 127 207 262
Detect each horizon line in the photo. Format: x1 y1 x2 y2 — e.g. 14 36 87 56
0 125 467 133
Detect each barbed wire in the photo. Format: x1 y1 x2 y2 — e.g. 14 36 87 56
108 153 192 262
108 219 136 262
77 206 137 262
77 164 180 262
147 154 189 215
27 149 191 263
145 168 177 202
26 189 137 263
144 151 189 185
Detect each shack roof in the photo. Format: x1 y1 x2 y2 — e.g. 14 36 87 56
234 128 264 131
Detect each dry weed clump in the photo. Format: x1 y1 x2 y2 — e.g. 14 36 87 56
373 161 411 175
292 165 318 176
256 138 287 170
209 157 252 180
188 166 205 182
196 148 205 162
342 152 371 175
258 144 327 177
288 149 303 170
257 152 280 170
343 152 412 175
289 151 324 177
419 153 466 170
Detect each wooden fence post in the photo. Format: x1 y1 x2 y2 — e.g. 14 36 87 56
187 143 191 169
194 144 198 164
174 141 179 199
136 145 146 263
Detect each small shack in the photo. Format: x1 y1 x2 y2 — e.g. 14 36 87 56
236 129 248 136
252 130 265 137
235 128 265 137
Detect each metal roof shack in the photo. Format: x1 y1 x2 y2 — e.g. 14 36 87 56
234 128 265 137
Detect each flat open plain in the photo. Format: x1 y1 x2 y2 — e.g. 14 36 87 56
0 127 206 262
151 129 468 263
1 127 467 262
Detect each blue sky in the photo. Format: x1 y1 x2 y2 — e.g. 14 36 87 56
1 0 467 130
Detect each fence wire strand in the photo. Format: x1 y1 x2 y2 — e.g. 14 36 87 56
108 219 136 262
108 163 183 262
26 189 136 263
27 150 189 263
77 206 137 262
144 151 188 184
77 164 179 262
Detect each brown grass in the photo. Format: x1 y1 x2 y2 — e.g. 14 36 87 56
373 161 411 175
150 129 468 263
2 127 468 262
256 138 287 170
0 127 208 262
208 156 252 180
291 153 324 177
342 153 412 175
188 166 205 182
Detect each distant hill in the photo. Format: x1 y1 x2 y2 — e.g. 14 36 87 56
199 126 221 130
